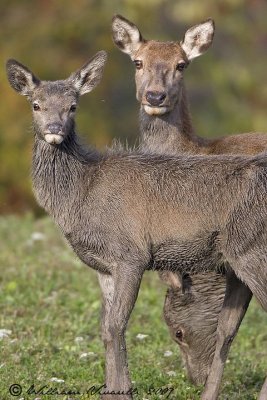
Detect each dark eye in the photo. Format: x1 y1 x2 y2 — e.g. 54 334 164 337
134 60 143 70
33 103 40 111
176 62 186 72
176 329 183 341
70 104 77 112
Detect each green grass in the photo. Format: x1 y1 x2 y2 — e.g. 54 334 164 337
0 214 266 400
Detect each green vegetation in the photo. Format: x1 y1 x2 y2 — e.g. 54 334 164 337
1 0 267 213
0 214 266 399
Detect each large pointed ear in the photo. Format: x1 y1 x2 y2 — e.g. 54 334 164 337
69 51 107 96
159 271 182 290
112 14 144 59
6 59 40 96
181 19 215 61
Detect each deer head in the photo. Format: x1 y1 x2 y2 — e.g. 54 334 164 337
6 51 107 145
112 15 214 116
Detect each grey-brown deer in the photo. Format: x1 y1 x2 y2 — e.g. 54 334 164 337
6 55 267 400
112 15 267 399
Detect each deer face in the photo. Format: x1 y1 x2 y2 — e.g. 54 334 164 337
112 15 214 116
6 52 107 145
132 41 188 116
28 83 78 145
161 271 225 385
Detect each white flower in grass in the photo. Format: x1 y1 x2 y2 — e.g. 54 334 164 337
164 350 173 357
166 370 176 376
0 329 12 339
136 333 148 340
79 352 95 359
50 377 65 383
74 336 84 343
31 232 46 241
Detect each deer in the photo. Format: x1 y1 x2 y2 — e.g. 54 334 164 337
112 15 267 399
160 269 227 386
6 55 267 400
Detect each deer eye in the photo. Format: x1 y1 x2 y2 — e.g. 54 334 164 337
70 104 77 112
133 60 143 70
33 103 40 111
176 62 186 72
176 329 183 341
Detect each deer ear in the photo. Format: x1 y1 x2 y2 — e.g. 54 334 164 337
181 19 215 61
112 14 144 59
69 51 107 95
6 59 40 96
159 271 182 290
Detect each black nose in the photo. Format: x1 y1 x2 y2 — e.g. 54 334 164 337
47 123 63 135
146 91 166 107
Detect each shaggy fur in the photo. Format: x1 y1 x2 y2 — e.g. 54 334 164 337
112 15 267 399
6 55 267 400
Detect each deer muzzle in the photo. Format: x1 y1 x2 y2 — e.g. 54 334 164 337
143 91 169 115
44 123 64 144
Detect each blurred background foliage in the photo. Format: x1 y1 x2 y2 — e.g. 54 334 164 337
1 0 267 214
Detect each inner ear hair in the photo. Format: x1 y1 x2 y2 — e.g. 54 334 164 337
112 14 144 57
159 271 182 290
6 59 40 96
181 19 214 60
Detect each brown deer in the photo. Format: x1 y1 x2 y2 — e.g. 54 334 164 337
112 15 267 399
6 56 267 400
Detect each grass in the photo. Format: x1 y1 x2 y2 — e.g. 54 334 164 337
0 214 266 400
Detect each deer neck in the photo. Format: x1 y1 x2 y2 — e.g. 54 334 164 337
32 124 99 231
139 85 202 155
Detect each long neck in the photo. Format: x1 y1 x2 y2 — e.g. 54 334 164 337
139 84 205 155
32 126 99 232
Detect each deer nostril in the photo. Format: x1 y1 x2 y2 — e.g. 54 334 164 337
158 93 166 102
146 91 166 107
47 123 63 135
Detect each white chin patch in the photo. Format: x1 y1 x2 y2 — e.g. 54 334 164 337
45 134 64 145
144 105 168 116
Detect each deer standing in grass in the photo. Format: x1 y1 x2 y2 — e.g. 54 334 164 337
112 15 267 399
6 55 267 400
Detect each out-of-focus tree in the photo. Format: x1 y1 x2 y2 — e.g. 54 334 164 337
1 0 266 213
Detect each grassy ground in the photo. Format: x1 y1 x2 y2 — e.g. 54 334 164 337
0 214 266 400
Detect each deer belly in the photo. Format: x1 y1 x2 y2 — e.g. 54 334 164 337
151 231 221 274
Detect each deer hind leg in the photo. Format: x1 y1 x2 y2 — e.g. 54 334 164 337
223 252 267 400
259 377 267 400
201 269 252 400
100 264 145 400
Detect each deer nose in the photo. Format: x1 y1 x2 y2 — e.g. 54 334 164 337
46 123 63 135
146 91 166 107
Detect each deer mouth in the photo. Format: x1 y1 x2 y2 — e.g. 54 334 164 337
44 134 64 145
143 104 169 116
